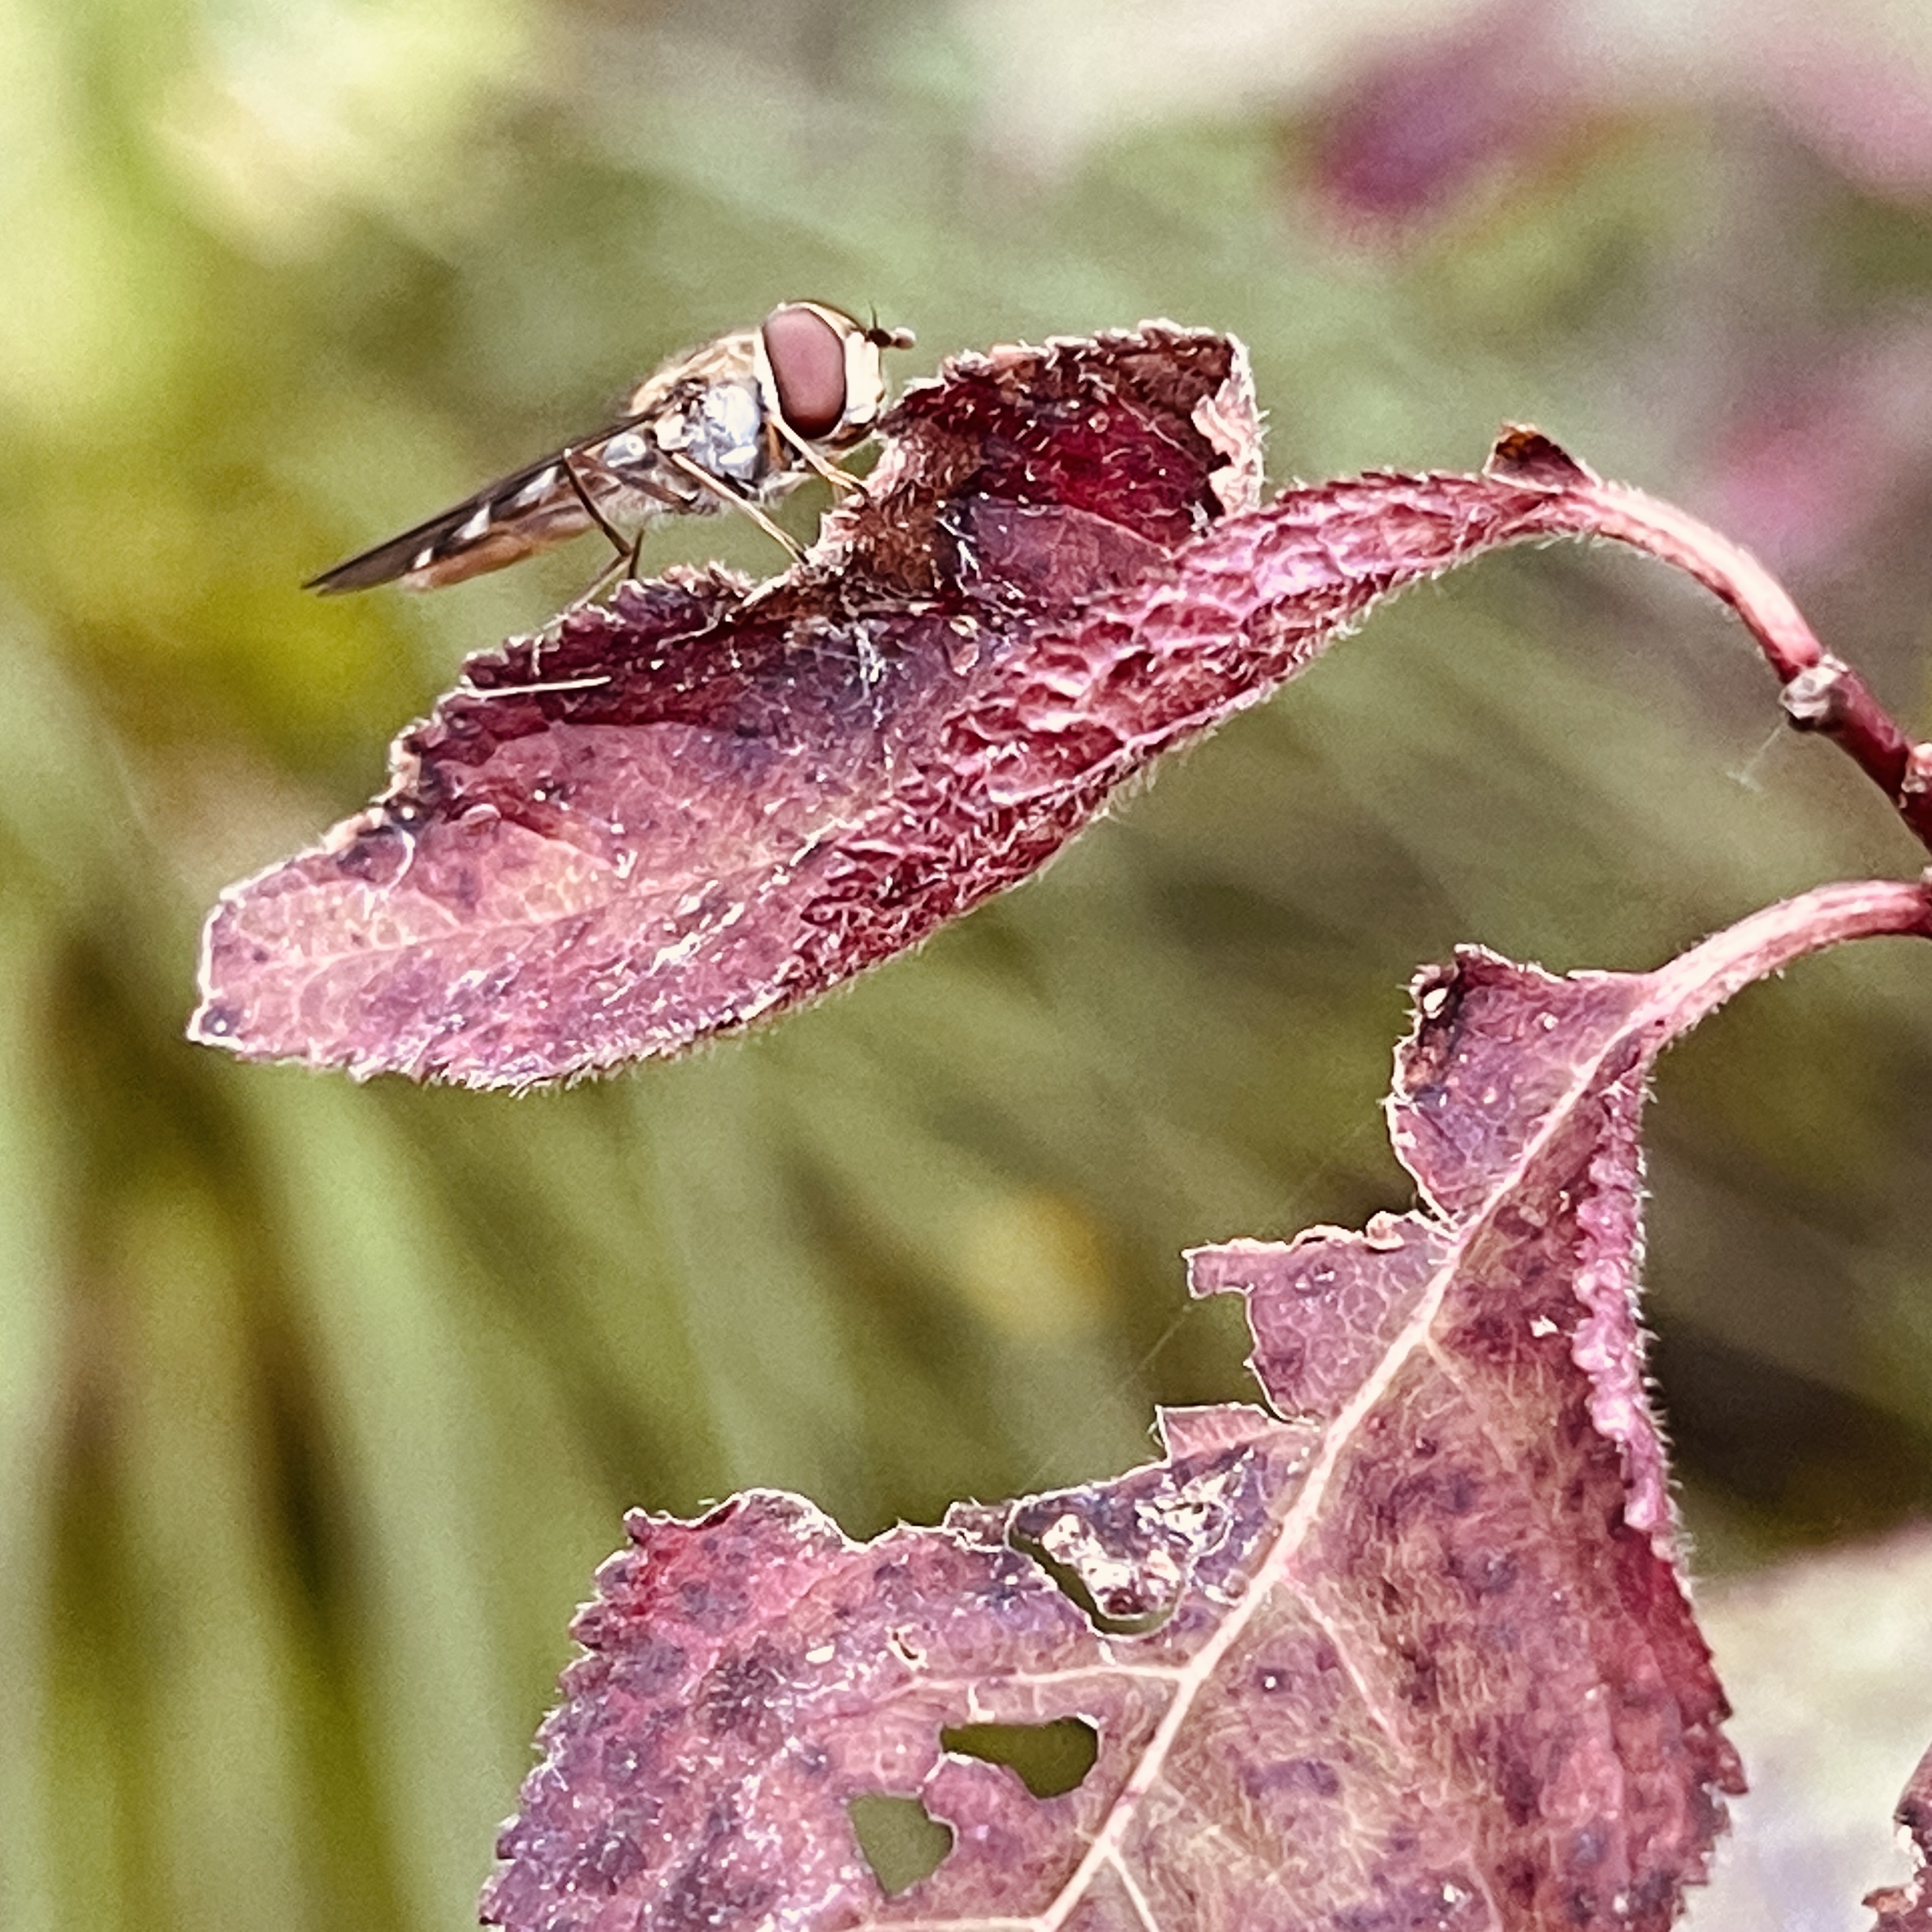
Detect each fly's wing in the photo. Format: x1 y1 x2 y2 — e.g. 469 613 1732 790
305 327 767 594
305 417 685 594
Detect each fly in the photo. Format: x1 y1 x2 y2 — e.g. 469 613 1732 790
305 302 914 597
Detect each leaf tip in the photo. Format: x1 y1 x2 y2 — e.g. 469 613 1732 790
1868 1745 1932 1932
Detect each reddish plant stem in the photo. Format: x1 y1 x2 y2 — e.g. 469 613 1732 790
1643 876 1932 1041
1585 480 1932 838
1489 429 1932 857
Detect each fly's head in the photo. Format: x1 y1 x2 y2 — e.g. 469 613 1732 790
758 302 915 454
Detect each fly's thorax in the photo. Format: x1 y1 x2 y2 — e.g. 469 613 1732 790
619 370 771 491
681 379 767 484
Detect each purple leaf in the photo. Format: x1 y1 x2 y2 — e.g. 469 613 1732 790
1293 0 1932 232
480 881 1931 1932
191 329 1624 1088
1869 1744 1932 1932
191 326 1932 1085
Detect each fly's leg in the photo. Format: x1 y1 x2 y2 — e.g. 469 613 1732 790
566 509 662 613
769 417 867 495
562 551 635 613
560 452 634 562
555 450 655 609
662 451 806 560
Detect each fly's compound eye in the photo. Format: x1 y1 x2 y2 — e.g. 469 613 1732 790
763 304 849 440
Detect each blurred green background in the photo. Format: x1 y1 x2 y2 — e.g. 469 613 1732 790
6 1 1932 1927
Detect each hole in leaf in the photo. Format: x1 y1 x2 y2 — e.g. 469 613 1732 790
846 1794 953 1896
1008 1528 1173 1636
941 1717 1100 1798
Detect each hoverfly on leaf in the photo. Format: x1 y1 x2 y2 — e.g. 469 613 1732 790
305 302 914 597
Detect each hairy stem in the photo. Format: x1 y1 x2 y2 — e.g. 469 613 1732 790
1489 428 1932 856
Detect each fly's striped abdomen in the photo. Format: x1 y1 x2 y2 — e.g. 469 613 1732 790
305 432 693 594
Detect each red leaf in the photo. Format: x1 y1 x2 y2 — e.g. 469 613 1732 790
189 327 1932 1085
190 327 1616 1088
478 884 1930 1932
1869 1744 1932 1932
